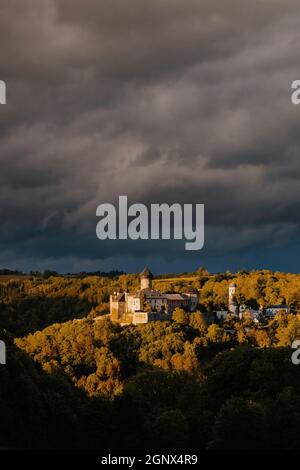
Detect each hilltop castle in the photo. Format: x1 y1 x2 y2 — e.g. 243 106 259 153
110 267 198 325
110 270 292 326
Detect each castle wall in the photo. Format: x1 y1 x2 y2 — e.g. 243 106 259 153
110 299 126 321
126 293 141 313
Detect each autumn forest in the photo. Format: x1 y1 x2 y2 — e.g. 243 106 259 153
1 268 300 449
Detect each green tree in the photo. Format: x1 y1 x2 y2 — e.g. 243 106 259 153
147 409 189 449
189 311 207 334
211 397 264 449
276 316 300 347
172 308 189 325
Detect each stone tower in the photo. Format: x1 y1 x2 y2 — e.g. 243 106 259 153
140 267 153 290
228 282 237 315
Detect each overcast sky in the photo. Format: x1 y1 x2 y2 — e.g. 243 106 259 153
1 0 300 274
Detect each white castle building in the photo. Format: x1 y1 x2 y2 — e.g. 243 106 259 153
110 267 198 325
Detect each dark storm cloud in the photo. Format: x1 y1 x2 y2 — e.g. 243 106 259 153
1 0 300 273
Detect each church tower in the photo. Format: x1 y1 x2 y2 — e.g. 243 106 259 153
228 282 237 315
140 267 153 290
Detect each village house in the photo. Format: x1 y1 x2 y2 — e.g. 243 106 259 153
265 304 293 317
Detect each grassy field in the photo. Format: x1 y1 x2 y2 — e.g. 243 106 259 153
154 276 199 283
0 275 32 281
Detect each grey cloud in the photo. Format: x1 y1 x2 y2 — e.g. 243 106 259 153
1 0 300 272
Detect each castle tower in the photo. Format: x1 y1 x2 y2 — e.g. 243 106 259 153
228 282 237 315
110 292 126 321
140 267 153 290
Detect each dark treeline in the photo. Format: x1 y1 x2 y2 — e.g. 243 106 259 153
2 317 300 449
